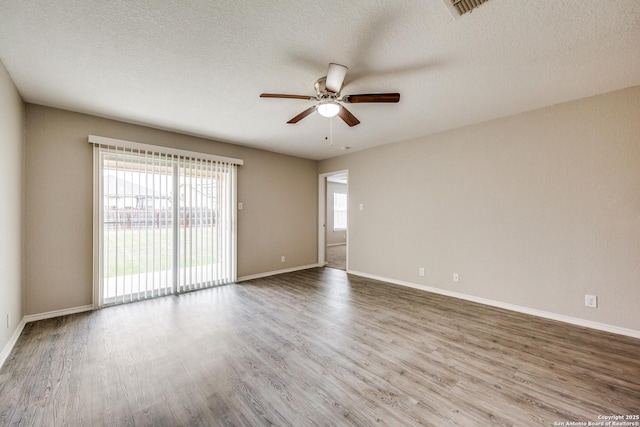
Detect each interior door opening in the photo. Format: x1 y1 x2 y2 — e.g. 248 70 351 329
318 171 348 271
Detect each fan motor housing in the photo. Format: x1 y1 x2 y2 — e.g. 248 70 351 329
314 77 341 98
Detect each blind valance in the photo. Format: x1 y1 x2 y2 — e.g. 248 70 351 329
88 135 243 166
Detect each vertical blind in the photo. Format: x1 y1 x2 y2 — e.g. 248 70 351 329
91 136 241 307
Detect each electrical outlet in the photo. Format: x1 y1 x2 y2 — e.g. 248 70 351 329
281 256 286 263
585 294 598 308
419 267 425 277
453 273 459 282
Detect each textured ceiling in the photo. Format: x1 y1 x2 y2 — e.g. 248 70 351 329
1 0 639 160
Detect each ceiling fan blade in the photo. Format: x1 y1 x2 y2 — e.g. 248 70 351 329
325 63 348 93
260 93 315 100
337 105 360 127
342 93 400 103
287 106 316 124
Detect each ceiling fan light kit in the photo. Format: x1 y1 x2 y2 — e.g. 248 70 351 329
317 101 340 118
260 62 400 127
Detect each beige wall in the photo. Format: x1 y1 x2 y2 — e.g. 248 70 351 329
0 60 24 351
12 84 640 333
319 86 640 331
24 105 317 315
326 181 347 246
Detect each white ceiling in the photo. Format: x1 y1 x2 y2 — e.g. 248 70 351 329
1 0 639 160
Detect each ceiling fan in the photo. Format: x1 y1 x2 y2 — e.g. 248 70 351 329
260 63 400 127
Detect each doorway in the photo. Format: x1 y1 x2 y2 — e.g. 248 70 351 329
318 170 348 270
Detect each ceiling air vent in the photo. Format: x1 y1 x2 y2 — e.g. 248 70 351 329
443 0 490 17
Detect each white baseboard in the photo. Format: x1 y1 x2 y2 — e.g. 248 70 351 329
347 270 640 340
23 305 94 323
0 305 94 370
0 317 27 370
238 264 321 282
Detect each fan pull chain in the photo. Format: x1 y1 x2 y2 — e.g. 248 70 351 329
323 116 335 147
329 116 334 147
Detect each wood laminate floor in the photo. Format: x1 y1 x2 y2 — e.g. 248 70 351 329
326 244 346 270
1 268 639 426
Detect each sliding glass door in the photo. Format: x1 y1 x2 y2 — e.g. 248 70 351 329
93 142 238 307
101 150 175 304
176 157 236 292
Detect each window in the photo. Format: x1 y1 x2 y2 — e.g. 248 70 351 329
91 136 241 307
333 193 347 230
